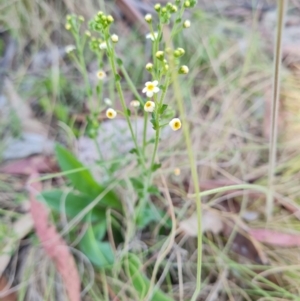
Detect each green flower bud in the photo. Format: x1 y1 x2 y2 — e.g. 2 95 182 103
155 51 164 60
178 65 189 74
154 3 161 11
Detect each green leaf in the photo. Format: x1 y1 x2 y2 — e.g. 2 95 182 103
151 163 161 172
129 148 137 154
123 253 174 301
147 185 160 196
159 104 168 115
40 189 106 221
116 58 123 66
79 224 114 268
115 74 121 82
55 144 122 210
130 177 144 191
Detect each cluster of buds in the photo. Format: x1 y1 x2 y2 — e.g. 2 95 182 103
89 11 114 32
89 37 102 52
65 14 84 31
183 0 197 8
154 2 178 24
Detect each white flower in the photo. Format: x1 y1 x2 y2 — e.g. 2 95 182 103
96 70 107 80
146 32 158 41
183 20 191 28
111 34 118 43
142 80 160 98
99 42 107 50
106 108 117 119
104 98 112 105
130 100 140 107
144 101 155 112
145 14 152 22
169 118 182 131
85 30 91 37
65 45 76 53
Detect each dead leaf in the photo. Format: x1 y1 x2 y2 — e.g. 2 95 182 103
0 155 57 175
178 209 223 237
0 276 17 301
28 173 81 301
249 229 300 247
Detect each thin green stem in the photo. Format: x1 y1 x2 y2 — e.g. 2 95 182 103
143 112 148 156
106 36 146 169
166 42 202 301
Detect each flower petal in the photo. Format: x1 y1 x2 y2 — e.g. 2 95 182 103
146 91 153 98
153 87 160 93
142 87 147 93
153 80 158 86
145 81 152 86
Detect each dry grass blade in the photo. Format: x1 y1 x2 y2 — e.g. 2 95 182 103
267 0 287 220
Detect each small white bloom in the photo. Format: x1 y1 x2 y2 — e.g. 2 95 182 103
142 80 160 98
183 20 191 28
145 14 152 22
85 30 91 37
111 34 119 43
99 42 107 50
104 98 112 105
96 70 107 80
65 45 76 53
169 118 182 131
130 100 140 107
106 108 117 119
144 101 155 113
146 32 158 41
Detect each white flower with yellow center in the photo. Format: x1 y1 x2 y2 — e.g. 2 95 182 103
144 101 155 112
146 32 158 41
96 70 107 80
99 42 107 50
106 108 117 119
169 118 182 131
142 80 160 98
65 45 76 54
111 34 119 43
130 100 140 107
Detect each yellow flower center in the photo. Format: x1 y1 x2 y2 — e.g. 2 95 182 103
146 102 151 107
147 84 154 91
108 112 113 117
174 122 180 128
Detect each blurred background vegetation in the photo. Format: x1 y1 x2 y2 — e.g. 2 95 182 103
1 0 300 300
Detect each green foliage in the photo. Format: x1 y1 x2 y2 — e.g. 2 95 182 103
40 190 106 221
123 253 174 301
55 144 122 210
79 223 115 268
